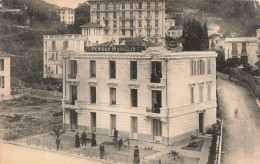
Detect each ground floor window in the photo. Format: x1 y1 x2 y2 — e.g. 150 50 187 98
0 76 4 88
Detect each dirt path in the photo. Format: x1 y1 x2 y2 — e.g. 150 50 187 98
217 78 260 164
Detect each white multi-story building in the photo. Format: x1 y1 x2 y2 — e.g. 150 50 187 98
43 23 104 79
88 0 166 45
58 7 75 25
224 29 260 66
0 51 13 100
61 45 217 145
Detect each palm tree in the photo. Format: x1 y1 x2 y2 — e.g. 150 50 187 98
170 150 180 160
51 126 66 151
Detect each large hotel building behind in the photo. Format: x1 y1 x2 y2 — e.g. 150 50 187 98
61 46 217 145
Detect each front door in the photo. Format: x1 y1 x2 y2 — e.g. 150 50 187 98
91 112 96 132
199 113 204 133
152 119 162 142
110 114 116 135
131 117 138 139
70 110 78 130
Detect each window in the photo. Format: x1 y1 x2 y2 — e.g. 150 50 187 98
105 3 108 10
69 60 77 79
139 11 142 18
130 21 134 28
44 41 47 50
242 42 247 53
130 2 133 9
63 40 68 50
155 1 159 9
138 20 142 27
71 11 74 14
109 61 116 78
147 30 151 37
199 85 203 102
110 88 116 105
131 89 138 107
232 43 237 54
151 61 162 83
122 29 126 36
130 11 134 19
190 61 196 75
68 11 70 14
197 60 205 75
138 29 142 37
0 76 4 88
62 10 65 14
155 20 159 27
130 61 137 79
52 41 56 51
147 1 150 9
90 60 96 78
97 12 100 19
122 20 125 28
113 11 117 19
190 86 194 104
113 2 116 10
90 87 96 104
97 3 100 10
0 59 4 71
155 11 158 18
97 20 100 25
207 60 211 74
122 2 125 9
207 85 211 100
139 2 142 9
130 30 133 36
113 21 117 28
147 11 150 18
122 11 125 19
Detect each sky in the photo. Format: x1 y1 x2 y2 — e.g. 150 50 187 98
42 0 87 9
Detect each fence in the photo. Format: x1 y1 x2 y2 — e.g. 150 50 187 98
216 119 223 164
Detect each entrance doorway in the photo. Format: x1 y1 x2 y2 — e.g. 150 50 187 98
91 112 96 132
110 114 116 135
152 119 162 142
131 117 138 139
70 110 78 130
199 113 204 133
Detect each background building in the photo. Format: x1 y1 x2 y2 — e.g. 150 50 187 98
88 0 166 45
167 26 182 38
0 51 13 100
61 46 217 145
165 19 175 34
58 7 75 25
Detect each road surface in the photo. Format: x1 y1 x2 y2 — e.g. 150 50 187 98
217 78 260 164
0 142 105 164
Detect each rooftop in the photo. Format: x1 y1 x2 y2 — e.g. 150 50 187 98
59 7 74 10
0 51 15 57
80 22 103 28
168 26 183 31
225 37 257 42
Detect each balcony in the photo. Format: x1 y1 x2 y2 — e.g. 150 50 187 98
145 25 152 30
62 99 78 109
145 107 167 118
67 74 80 83
147 77 166 89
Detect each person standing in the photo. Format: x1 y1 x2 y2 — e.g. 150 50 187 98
55 138 60 151
113 128 118 142
234 109 239 118
99 144 105 159
133 145 140 164
81 131 87 146
75 133 80 148
91 132 97 147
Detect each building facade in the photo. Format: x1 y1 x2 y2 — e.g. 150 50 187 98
58 7 75 25
0 51 13 100
88 0 166 45
165 19 175 34
167 26 182 38
61 46 217 145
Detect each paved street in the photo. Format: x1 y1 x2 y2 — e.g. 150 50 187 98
217 78 260 164
0 141 105 164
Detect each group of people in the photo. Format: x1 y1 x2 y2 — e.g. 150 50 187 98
75 131 97 148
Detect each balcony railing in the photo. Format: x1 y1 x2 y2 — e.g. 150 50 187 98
64 99 76 105
67 74 80 82
103 17 110 21
150 73 161 83
145 25 152 29
146 107 160 114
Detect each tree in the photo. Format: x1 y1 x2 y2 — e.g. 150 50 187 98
216 50 226 72
182 19 209 51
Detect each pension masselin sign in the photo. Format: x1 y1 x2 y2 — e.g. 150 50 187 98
84 46 146 52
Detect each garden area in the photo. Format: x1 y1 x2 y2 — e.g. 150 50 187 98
0 87 63 141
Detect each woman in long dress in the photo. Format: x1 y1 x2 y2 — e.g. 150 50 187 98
91 132 97 147
75 133 80 148
133 145 140 164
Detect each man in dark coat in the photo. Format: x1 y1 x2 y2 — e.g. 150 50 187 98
133 145 140 164
154 102 160 113
91 132 97 147
56 138 60 151
81 131 87 146
75 133 80 148
113 128 118 142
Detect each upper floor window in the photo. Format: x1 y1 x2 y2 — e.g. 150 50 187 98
110 88 116 105
90 86 96 104
155 1 159 9
62 10 65 14
44 41 47 50
122 11 125 19
0 59 4 71
147 1 150 9
113 2 116 10
97 3 100 10
242 42 247 53
197 60 205 75
207 84 211 100
113 11 117 19
109 61 116 78
155 11 159 18
113 21 117 28
122 2 125 9
63 40 69 50
90 60 96 78
138 20 142 27
130 61 137 80
130 11 134 19
130 2 133 9
139 11 142 18
105 3 109 10
139 2 142 9
199 84 204 102
147 11 150 18
190 60 196 76
155 20 159 27
150 61 161 83
52 41 56 51
97 12 100 19
190 85 195 104
0 76 4 88
131 89 138 107
232 43 237 54
69 60 77 79
207 60 211 74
